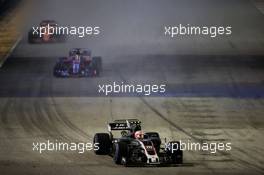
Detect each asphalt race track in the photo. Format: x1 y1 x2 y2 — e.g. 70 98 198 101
0 0 264 175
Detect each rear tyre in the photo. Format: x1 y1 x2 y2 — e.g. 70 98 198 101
28 31 35 44
28 30 40 44
93 133 111 155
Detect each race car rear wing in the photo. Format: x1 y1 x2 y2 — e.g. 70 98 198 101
108 119 141 131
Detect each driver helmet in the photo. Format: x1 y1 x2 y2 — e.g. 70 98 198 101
76 49 81 55
74 50 81 61
134 130 144 139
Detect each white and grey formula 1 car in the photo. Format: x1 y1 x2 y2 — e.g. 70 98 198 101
93 119 183 166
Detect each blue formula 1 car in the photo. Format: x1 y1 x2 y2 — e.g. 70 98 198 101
53 48 102 77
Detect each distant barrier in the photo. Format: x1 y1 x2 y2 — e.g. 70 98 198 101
0 0 18 14
0 0 7 7
0 0 8 13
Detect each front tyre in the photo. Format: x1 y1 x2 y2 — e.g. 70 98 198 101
113 142 128 165
166 141 183 164
91 57 102 76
